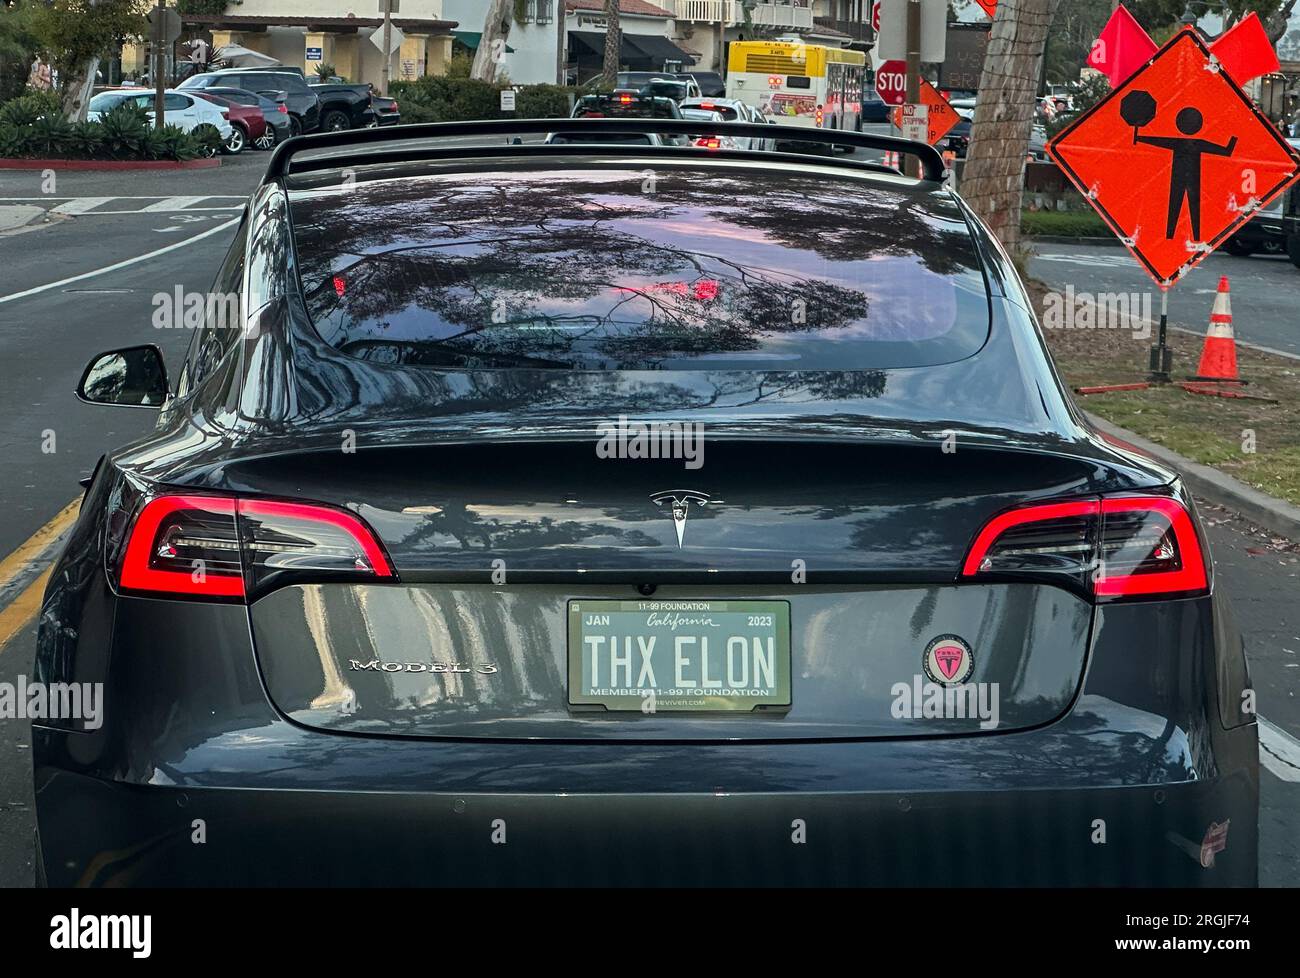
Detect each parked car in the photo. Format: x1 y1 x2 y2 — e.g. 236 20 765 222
179 68 321 135
190 90 268 153
1226 189 1288 256
201 86 294 150
40 118 1256 886
308 82 378 131
370 93 401 127
86 89 233 148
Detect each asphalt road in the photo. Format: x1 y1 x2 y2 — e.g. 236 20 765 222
1028 242 1300 359
0 142 1297 888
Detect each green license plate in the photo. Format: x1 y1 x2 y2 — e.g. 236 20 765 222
567 599 791 713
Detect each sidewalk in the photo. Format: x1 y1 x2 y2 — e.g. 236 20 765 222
0 205 43 234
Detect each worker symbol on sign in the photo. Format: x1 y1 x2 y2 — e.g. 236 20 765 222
1121 90 1238 240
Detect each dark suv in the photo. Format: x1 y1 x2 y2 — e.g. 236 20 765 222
179 68 321 135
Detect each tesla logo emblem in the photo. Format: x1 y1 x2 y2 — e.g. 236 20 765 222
650 490 710 548
923 635 974 686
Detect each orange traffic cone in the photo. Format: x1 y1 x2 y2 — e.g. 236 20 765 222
1192 276 1242 382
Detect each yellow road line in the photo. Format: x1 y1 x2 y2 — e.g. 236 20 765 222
0 498 80 592
0 565 54 652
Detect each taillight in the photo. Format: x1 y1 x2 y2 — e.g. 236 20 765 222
815 106 824 127
962 496 1207 600
695 136 722 149
120 496 244 598
118 494 394 601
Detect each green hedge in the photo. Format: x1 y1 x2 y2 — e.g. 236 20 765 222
0 99 221 162
1020 208 1111 238
389 77 576 123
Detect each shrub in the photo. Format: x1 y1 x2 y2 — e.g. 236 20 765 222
0 89 64 127
147 123 195 161
23 113 75 156
188 122 224 158
513 84 572 119
390 77 576 123
96 101 152 159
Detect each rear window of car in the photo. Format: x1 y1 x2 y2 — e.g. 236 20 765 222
687 102 739 120
573 96 676 119
287 164 989 371
89 92 144 112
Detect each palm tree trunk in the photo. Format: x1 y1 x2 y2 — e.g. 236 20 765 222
961 0 1062 253
602 0 621 88
472 0 512 82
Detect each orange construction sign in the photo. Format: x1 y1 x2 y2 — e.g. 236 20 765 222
1049 28 1300 288
890 79 961 146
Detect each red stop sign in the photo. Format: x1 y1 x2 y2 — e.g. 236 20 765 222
871 0 881 32
875 60 907 106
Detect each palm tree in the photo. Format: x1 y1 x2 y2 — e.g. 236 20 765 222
601 0 621 88
961 0 1062 253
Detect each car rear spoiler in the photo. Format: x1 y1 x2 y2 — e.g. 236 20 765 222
262 118 947 183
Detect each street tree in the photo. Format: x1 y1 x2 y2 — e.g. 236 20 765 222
29 0 148 121
0 0 42 103
960 0 1062 253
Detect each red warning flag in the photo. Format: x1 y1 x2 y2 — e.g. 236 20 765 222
1208 12 1280 86
1087 5 1157 87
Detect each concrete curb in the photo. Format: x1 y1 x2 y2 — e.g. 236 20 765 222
1086 411 1300 539
0 157 220 171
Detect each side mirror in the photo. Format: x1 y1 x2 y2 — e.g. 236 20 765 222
76 345 169 408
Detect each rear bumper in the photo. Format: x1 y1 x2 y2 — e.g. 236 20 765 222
33 719 1258 887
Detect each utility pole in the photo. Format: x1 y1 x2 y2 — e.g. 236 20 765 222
379 0 394 96
905 0 921 175
153 0 166 128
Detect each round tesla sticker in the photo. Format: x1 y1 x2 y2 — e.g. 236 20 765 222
923 635 974 686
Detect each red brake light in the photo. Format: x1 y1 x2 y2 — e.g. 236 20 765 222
120 496 244 598
333 274 346 297
700 101 715 109
962 496 1207 599
618 94 633 104
278 104 287 113
695 136 721 149
119 494 394 601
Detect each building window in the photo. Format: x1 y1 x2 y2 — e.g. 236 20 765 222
536 0 553 24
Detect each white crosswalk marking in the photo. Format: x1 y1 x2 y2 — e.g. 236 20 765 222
1 195 242 216
49 197 115 215
136 195 211 212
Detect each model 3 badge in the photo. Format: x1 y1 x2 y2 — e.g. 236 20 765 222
922 635 974 686
349 660 499 675
650 489 710 547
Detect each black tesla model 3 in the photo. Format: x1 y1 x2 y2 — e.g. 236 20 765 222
34 120 1257 887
